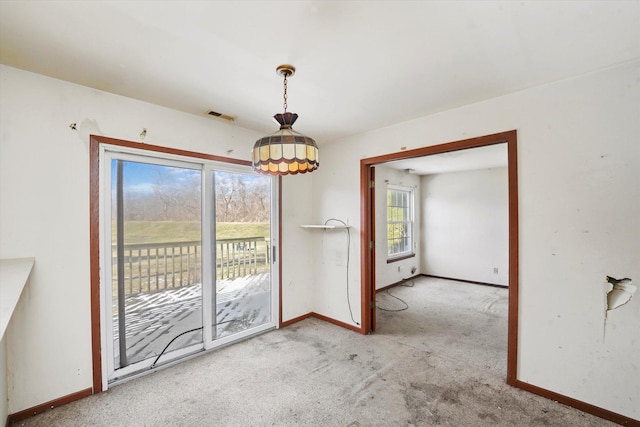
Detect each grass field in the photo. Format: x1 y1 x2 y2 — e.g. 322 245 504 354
115 221 270 244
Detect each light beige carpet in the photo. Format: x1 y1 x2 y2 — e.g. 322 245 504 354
14 277 613 426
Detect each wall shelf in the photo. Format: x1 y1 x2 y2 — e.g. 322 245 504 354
1 257 35 339
300 225 350 229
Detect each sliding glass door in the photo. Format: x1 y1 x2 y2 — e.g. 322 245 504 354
103 150 277 383
210 170 272 342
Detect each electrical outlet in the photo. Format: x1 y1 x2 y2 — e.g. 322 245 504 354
493 267 499 274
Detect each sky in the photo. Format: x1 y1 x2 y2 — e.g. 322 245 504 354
111 159 265 194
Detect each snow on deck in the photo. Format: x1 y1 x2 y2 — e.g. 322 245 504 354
113 272 271 367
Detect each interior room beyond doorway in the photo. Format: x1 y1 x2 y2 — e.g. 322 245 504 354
359 130 519 385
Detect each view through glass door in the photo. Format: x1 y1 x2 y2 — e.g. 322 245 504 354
210 170 272 341
105 151 276 383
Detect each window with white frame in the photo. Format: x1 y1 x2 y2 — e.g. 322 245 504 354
387 185 414 259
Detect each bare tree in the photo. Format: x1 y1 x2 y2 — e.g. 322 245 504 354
121 168 270 223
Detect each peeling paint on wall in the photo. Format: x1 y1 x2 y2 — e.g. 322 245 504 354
605 276 636 311
77 118 103 143
603 276 635 341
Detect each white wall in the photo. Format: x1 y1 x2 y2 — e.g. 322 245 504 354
281 174 314 320
421 167 508 286
311 61 640 419
374 165 421 290
0 335 7 424
309 147 360 327
0 65 313 413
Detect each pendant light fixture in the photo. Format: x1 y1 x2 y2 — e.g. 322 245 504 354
252 65 319 175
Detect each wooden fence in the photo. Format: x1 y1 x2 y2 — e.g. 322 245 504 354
112 237 269 296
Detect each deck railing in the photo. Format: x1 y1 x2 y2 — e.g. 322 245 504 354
112 237 269 296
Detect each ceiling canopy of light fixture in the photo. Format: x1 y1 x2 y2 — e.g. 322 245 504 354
252 65 319 176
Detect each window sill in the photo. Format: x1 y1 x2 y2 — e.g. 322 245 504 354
386 253 415 264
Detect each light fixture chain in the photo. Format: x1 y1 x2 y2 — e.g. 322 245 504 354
283 74 288 113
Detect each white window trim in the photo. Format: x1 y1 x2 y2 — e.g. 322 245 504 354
386 184 414 260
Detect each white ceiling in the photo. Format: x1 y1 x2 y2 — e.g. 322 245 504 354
382 143 507 176
1 1 639 145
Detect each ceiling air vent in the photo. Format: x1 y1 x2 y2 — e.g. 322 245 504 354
206 110 235 122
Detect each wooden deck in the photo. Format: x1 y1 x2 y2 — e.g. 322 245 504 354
113 272 271 367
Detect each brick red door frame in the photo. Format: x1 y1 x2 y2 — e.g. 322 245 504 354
359 130 519 385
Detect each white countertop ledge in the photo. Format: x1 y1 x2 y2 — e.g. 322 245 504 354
0 258 35 339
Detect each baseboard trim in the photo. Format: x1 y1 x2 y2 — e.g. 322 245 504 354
376 274 422 293
280 312 313 328
281 311 362 333
424 274 507 289
514 380 639 426
310 312 362 333
7 387 93 424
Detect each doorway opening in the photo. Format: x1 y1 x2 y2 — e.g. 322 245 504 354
359 130 518 385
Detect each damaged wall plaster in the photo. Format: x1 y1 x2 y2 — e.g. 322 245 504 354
605 276 636 312
70 118 103 143
603 276 635 341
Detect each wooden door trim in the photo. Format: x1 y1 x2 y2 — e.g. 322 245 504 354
359 130 518 385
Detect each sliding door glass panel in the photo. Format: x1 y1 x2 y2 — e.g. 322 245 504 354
211 170 272 339
103 148 278 384
111 159 203 370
